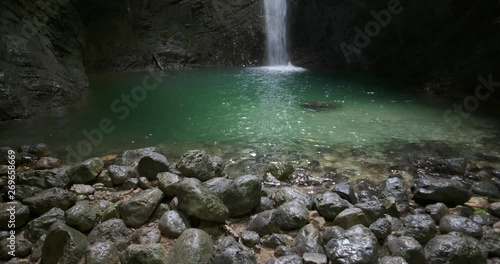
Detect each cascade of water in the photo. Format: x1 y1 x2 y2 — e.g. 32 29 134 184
264 0 289 66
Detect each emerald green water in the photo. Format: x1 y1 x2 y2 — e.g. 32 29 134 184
1 67 499 176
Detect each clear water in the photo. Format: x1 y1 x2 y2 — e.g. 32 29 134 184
264 0 289 65
0 67 498 177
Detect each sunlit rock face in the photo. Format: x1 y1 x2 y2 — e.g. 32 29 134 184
289 0 500 99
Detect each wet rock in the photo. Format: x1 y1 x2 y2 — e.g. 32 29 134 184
101 203 120 222
439 215 483 238
370 217 392 239
268 255 303 264
425 203 449 224
0 200 30 229
158 172 182 198
464 215 497 230
322 226 346 244
353 180 380 202
262 234 287 248
151 203 170 221
275 200 310 230
30 235 45 262
137 152 170 180
18 168 70 189
380 176 410 215
294 224 324 256
489 202 500 218
0 237 32 259
266 162 295 181
0 147 21 165
325 225 378 264
385 235 425 264
19 143 51 158
256 197 275 212
333 208 369 229
241 231 260 248
138 177 151 189
68 157 104 184
204 177 232 197
131 227 161 244
173 178 229 223
70 184 95 195
412 176 472 205
42 222 88 264
35 157 61 170
167 229 214 264
275 245 294 257
378 256 409 264
471 181 500 199
23 188 76 215
86 242 120 264
176 150 223 181
425 234 487 264
302 253 328 264
114 148 157 167
118 188 164 227
314 192 350 220
355 200 385 223
333 183 358 204
274 187 314 209
402 214 438 244
158 210 190 238
455 205 475 217
221 175 261 216
15 185 43 200
121 243 168 264
65 201 101 232
247 210 280 236
25 208 65 242
88 219 132 250
108 165 138 185
213 236 257 264
481 227 500 256
435 158 467 175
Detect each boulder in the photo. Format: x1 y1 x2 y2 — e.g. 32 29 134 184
23 187 77 215
121 243 168 264
333 183 357 204
274 187 313 209
489 202 500 218
213 236 257 264
176 150 223 181
166 229 214 264
118 188 164 227
424 234 486 264
325 225 378 264
370 217 392 239
173 178 229 223
0 237 32 259
114 147 157 167
108 165 138 185
88 219 132 250
275 200 310 230
425 203 449 224
137 153 170 180
471 181 500 199
68 157 103 184
131 227 161 244
241 231 260 248
412 176 472 205
221 175 261 216
41 222 88 264
0 200 30 229
25 208 65 242
65 201 101 232
158 210 190 238
314 192 350 220
247 210 280 236
157 172 182 198
302 253 328 264
333 208 369 229
480 227 500 256
439 215 483 238
380 176 410 215
293 224 325 256
355 200 385 223
402 214 438 244
385 235 425 264
85 242 120 264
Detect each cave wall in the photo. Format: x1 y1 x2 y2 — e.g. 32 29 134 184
81 0 265 73
289 0 500 98
0 0 88 121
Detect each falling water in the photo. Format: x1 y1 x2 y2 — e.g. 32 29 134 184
264 0 290 65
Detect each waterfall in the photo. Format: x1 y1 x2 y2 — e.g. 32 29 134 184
264 0 289 66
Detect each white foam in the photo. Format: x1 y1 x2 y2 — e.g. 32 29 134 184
251 63 307 73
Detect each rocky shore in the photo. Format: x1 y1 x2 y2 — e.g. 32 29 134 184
1 144 500 264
